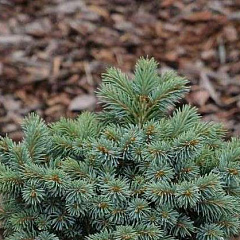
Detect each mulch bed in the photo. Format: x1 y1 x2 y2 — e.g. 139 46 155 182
0 0 240 141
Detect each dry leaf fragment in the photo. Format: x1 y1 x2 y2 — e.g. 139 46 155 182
88 5 109 19
200 72 222 106
161 0 175 8
69 95 96 111
0 35 33 45
0 95 21 112
187 90 210 107
44 0 86 14
183 11 213 22
224 25 238 42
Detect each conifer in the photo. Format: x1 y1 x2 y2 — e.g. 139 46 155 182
0 57 240 240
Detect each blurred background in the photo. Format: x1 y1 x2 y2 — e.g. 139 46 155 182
0 0 240 141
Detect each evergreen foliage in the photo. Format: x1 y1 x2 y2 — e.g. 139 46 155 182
0 57 240 240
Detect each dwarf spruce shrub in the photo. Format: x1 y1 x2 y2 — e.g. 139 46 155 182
0 58 240 240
